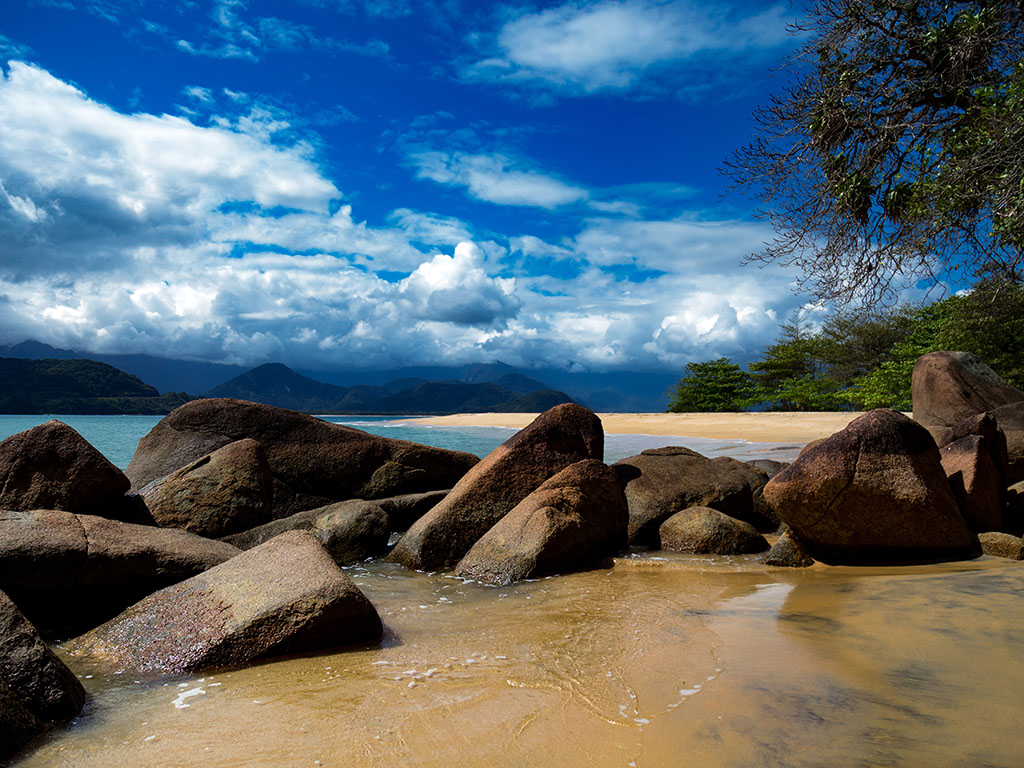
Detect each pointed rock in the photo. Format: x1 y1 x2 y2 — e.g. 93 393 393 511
389 404 603 571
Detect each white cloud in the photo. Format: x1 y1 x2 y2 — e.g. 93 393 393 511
410 150 589 208
465 0 792 95
0 61 810 372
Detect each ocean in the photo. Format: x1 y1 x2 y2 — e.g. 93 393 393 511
0 413 804 468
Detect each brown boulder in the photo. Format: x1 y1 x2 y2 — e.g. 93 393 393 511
138 438 273 538
223 500 389 566
0 420 144 523
0 590 84 721
0 509 239 633
912 351 1024 433
454 460 627 586
388 404 603 571
977 531 1024 560
612 447 764 546
68 531 382 676
658 506 769 555
762 527 816 568
1006 481 1024 536
763 409 977 565
988 401 1024 484
125 399 479 517
939 435 1005 532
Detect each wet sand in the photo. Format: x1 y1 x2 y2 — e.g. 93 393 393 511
413 412 875 443
24 554 1024 768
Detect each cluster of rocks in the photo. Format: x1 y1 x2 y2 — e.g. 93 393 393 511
1 352 1023 758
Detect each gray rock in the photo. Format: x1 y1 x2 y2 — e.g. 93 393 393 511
68 531 382 676
763 409 977 565
454 460 627 586
223 500 389 565
989 401 1024 484
0 678 41 762
389 404 603 571
658 506 769 555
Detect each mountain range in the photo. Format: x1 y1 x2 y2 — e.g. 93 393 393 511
0 341 678 411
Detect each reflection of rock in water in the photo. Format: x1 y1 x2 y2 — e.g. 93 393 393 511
23 558 1024 768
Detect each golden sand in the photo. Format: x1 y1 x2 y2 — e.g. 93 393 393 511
413 411 872 443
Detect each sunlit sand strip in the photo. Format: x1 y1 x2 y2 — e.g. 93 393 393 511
411 412 872 443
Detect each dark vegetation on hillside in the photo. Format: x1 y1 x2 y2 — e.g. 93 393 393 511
0 358 194 414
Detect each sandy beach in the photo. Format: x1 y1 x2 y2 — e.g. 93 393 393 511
413 411 873 443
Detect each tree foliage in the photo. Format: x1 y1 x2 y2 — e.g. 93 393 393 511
667 277 1024 412
667 358 754 412
727 0 1024 303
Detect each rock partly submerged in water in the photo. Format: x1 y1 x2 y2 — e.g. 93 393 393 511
223 499 389 566
0 420 146 524
762 527 816 568
0 589 86 760
763 409 978 565
137 438 274 538
454 459 627 586
658 506 769 556
388 404 604 571
612 447 774 546
125 398 479 518
69 531 382 676
0 509 239 633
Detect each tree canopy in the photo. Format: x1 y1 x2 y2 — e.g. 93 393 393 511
727 0 1024 304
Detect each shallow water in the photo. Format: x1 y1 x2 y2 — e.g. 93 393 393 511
20 554 1024 768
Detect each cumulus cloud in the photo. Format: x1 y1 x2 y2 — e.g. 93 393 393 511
0 61 808 372
464 0 792 95
410 150 589 208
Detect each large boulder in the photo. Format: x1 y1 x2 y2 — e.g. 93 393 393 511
125 399 479 517
0 679 41 762
912 351 1024 434
68 531 382 676
763 409 977 565
658 506 769 555
0 420 144 523
137 438 273 538
989 401 1024 484
0 590 84 721
612 447 766 546
222 500 389 566
0 509 240 633
454 460 627 586
388 404 603 571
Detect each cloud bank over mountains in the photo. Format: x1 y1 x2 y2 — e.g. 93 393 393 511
0 1 805 373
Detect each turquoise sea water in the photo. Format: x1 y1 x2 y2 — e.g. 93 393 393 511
0 413 805 469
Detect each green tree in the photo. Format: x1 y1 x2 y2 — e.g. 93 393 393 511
667 358 754 413
726 0 1024 304
748 318 847 410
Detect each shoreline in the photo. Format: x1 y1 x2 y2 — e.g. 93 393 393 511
410 411 873 443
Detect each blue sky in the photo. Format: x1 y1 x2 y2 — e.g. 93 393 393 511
0 0 816 373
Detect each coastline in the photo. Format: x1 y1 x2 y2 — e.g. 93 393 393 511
410 411 873 443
